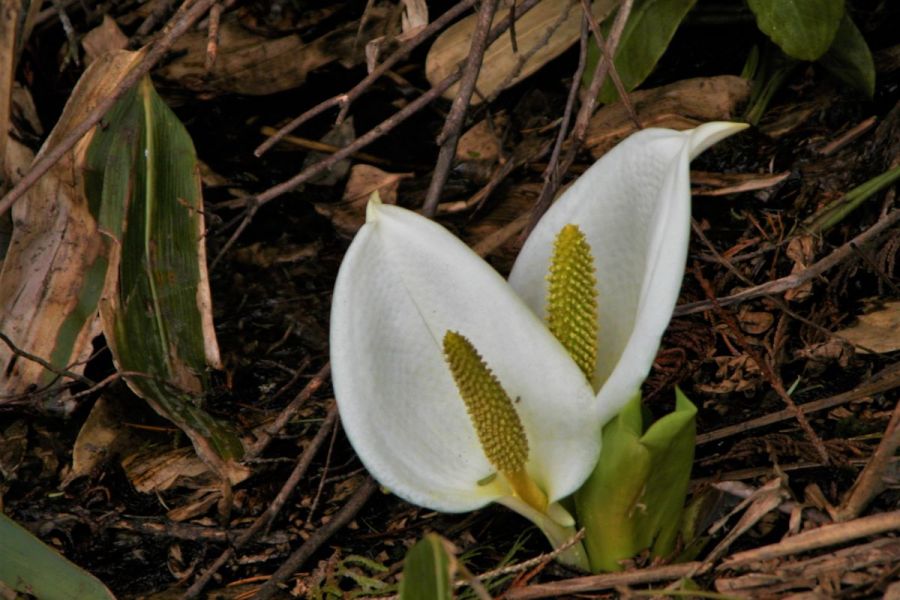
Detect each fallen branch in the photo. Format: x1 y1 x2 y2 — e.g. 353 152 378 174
252 476 378 600
675 209 900 316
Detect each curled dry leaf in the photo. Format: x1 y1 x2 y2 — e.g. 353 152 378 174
785 234 817 301
587 75 750 158
738 308 775 335
426 0 616 104
63 396 135 487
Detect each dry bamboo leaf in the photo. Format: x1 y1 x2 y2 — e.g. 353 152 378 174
81 15 128 65
834 300 900 354
426 0 616 103
157 11 388 96
587 75 750 157
121 446 217 494
0 50 143 407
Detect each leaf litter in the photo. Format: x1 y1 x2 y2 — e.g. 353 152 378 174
0 1 898 598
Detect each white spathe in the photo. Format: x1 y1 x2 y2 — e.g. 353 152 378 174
511 122 748 424
329 122 747 528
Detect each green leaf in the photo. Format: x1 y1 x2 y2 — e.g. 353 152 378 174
818 13 875 98
747 0 844 61
84 76 246 480
0 513 117 600
741 44 800 125
574 390 697 572
587 0 697 104
399 534 454 600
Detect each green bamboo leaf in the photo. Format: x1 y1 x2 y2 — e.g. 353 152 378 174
0 513 117 600
588 0 697 104
819 13 875 98
399 534 454 600
747 0 844 61
575 390 697 572
84 76 246 481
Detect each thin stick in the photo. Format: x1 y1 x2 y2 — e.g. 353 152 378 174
182 403 339 600
254 0 478 157
697 362 900 445
674 209 900 316
252 0 543 210
0 0 218 218
578 0 636 126
252 477 378 600
0 330 93 385
503 562 702 599
421 0 500 216
692 265 830 463
211 0 544 267
522 0 634 237
836 398 900 521
530 15 589 233
245 362 331 460
719 510 900 568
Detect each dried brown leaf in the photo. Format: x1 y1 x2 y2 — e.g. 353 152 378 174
0 50 143 406
834 300 900 353
157 11 387 96
426 0 616 104
81 15 128 65
587 75 751 158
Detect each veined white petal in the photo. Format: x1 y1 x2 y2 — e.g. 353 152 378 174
509 123 747 424
331 201 599 513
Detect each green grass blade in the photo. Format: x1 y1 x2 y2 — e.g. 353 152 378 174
399 534 454 600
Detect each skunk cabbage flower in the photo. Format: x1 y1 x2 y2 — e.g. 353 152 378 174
330 122 747 569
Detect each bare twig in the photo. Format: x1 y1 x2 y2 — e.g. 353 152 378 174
719 510 900 568
697 361 900 445
215 0 544 265
204 1 223 72
675 209 900 316
0 330 93 385
245 362 331 459
503 561 702 599
183 403 339 600
692 265 830 463
421 0 500 217
837 398 900 521
0 0 219 218
254 0 478 157
578 0 636 125
252 477 378 600
522 0 634 237
528 15 589 235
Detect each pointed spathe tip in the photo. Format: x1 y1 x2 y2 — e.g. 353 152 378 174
687 121 749 159
366 191 384 223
